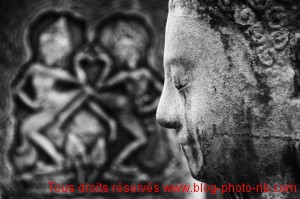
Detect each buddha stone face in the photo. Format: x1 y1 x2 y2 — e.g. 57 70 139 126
157 0 300 194
157 5 260 184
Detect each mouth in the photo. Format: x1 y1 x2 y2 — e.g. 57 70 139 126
176 127 198 145
176 129 192 145
181 143 203 176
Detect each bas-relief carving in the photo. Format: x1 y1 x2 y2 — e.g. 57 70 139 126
157 0 300 198
7 9 188 198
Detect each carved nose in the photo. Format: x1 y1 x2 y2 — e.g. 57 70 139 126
156 81 182 129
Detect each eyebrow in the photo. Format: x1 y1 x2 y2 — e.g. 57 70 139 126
165 57 195 69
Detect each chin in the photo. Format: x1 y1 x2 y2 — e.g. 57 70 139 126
181 143 203 178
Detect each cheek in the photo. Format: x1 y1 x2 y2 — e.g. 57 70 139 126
182 89 201 132
183 83 220 132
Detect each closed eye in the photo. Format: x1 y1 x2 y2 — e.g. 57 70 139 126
173 75 189 91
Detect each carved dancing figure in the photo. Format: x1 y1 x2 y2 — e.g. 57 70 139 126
12 17 81 168
95 17 163 170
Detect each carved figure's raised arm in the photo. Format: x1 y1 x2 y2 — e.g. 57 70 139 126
103 71 132 88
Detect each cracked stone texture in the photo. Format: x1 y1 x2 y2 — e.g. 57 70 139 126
156 0 300 198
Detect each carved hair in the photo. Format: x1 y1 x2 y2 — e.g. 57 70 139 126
170 0 300 97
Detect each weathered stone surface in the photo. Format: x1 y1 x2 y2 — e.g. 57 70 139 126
0 0 194 199
157 0 300 198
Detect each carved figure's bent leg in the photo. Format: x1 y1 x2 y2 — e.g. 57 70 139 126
20 113 64 165
65 133 86 183
88 101 117 141
87 137 107 183
112 115 147 166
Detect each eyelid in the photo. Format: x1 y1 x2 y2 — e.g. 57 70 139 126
173 75 190 91
177 82 190 91
168 60 191 91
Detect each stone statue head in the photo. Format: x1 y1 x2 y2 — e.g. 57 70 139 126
157 0 300 196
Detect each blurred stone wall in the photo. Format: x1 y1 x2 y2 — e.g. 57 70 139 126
0 0 195 198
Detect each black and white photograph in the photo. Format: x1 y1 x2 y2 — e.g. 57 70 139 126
0 0 299 198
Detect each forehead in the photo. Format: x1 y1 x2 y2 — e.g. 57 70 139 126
164 13 224 68
168 0 200 14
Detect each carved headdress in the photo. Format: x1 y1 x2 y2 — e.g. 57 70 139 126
170 0 300 97
169 0 300 27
